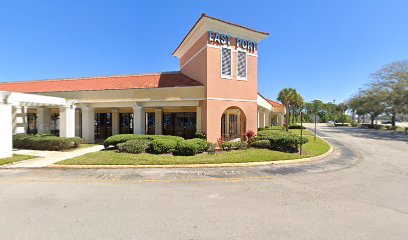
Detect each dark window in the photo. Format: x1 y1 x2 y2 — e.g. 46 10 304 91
27 113 37 134
119 113 133 134
163 112 196 139
146 112 155 135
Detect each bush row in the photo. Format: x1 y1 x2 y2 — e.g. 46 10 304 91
104 134 184 148
13 134 82 151
112 134 212 156
253 130 308 152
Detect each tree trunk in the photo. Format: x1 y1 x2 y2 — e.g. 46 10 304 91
292 107 296 124
357 115 361 123
391 110 396 128
370 114 374 127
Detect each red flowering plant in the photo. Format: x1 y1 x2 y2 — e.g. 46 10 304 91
245 130 256 145
216 137 225 150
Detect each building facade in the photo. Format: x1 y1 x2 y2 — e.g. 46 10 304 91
0 14 284 148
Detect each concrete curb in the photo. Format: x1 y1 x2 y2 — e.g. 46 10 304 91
49 138 334 169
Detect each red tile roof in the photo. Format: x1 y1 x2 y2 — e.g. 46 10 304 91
266 99 284 107
0 72 203 93
258 92 284 107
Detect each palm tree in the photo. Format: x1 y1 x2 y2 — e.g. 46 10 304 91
291 93 304 124
278 88 296 131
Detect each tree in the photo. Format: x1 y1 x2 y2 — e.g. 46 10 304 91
336 103 348 124
370 60 408 127
278 88 296 131
348 90 385 126
290 93 304 124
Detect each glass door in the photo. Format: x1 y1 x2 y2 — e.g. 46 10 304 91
119 113 133 134
95 113 112 140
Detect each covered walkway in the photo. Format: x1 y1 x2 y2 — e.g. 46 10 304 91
0 91 76 158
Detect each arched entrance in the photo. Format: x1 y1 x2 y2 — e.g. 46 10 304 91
220 107 246 141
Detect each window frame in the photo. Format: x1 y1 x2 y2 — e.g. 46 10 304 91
220 47 233 79
236 50 248 81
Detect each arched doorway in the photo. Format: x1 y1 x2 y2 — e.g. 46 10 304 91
220 107 246 141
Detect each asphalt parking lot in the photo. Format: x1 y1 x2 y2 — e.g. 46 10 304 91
0 125 407 240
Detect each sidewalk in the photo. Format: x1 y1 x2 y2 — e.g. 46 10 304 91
3 145 104 168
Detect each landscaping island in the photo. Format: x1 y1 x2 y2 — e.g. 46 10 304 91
57 126 331 166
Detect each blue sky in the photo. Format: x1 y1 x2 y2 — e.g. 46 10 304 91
0 0 407 103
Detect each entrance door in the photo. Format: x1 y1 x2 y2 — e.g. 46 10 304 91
119 113 133 134
164 112 196 139
27 113 37 134
95 113 112 140
146 112 155 135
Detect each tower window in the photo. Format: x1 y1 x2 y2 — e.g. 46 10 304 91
221 47 232 78
237 51 247 80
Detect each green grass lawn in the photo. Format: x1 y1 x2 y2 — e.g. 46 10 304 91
0 154 36 166
288 129 314 135
57 135 330 166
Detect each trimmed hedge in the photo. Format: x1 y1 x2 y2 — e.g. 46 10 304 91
174 139 201 156
150 139 178 154
13 134 82 151
255 130 308 152
189 138 208 153
251 140 271 149
221 141 248 151
117 139 150 154
104 134 184 148
194 132 206 140
288 124 306 129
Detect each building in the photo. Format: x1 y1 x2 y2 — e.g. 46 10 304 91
0 14 284 158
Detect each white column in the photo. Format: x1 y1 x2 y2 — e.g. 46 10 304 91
12 107 18 135
257 109 260 128
36 107 51 134
225 113 230 138
265 112 270 127
59 105 76 138
111 109 119 136
81 107 95 143
133 105 145 135
154 108 163 135
75 109 81 137
196 106 202 133
13 106 27 134
0 103 13 158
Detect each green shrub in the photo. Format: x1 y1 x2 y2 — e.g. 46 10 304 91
268 126 284 130
206 142 217 154
104 134 184 148
254 130 308 152
268 134 308 152
288 124 306 129
194 132 206 140
189 138 208 152
174 139 201 156
256 130 289 140
150 139 178 154
251 140 271 149
117 139 150 154
221 141 247 151
257 127 265 131
13 134 81 151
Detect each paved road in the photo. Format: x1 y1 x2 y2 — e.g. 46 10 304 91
0 126 407 240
